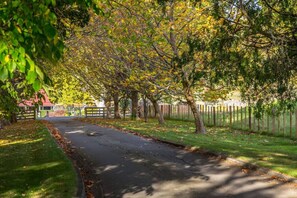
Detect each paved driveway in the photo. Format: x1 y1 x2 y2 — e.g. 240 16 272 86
49 118 297 198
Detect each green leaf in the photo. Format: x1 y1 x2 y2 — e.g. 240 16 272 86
26 70 37 83
51 0 56 6
0 42 7 54
35 66 44 80
26 56 35 70
19 47 25 56
18 56 26 72
44 24 56 39
12 0 20 8
0 67 8 82
33 79 42 91
7 61 17 72
49 12 57 22
11 50 18 59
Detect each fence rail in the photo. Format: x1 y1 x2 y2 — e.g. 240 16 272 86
85 107 114 118
17 107 36 120
148 104 297 139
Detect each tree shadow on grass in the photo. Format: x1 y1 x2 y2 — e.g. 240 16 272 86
81 135 296 198
0 133 76 197
51 118 297 198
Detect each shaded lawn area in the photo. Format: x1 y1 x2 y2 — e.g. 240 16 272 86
80 118 297 178
0 121 76 198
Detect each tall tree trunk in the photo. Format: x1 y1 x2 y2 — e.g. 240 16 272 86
143 97 148 122
122 98 129 119
9 112 17 123
113 92 121 119
185 93 206 134
131 91 138 120
151 99 165 125
104 98 111 118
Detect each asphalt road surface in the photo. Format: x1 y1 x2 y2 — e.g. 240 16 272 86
49 117 297 198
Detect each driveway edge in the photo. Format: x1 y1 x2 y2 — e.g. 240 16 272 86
42 121 86 198
87 121 297 185
42 120 104 198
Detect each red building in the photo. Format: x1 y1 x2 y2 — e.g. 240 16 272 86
19 90 54 111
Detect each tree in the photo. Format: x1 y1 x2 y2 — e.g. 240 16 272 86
0 0 99 122
61 10 173 123
125 0 222 133
0 0 98 88
209 0 297 109
46 66 93 105
0 74 36 123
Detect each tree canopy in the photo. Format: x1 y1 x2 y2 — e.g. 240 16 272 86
1 0 297 131
0 0 99 121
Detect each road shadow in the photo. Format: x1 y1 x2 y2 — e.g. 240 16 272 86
50 118 297 198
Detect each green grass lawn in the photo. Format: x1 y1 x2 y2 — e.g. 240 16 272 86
80 118 297 178
0 121 77 198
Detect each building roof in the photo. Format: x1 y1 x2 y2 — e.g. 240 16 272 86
19 90 54 107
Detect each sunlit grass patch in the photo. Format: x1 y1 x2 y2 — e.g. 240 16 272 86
80 118 297 178
0 120 76 198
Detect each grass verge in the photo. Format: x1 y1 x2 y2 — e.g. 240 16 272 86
0 120 77 198
79 118 297 178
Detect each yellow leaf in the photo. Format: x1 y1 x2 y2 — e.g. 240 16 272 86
4 55 10 63
16 26 22 33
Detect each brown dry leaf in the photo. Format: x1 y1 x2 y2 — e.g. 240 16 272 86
86 192 95 198
85 180 94 188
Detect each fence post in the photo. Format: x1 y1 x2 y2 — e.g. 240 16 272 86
261 113 264 132
267 113 269 133
182 105 184 120
223 106 224 126
203 104 206 122
207 106 210 125
272 113 276 135
218 105 222 126
201 105 203 122
283 112 285 136
253 111 256 131
294 110 297 138
213 106 216 126
236 106 239 128
229 106 232 127
248 106 252 130
240 106 243 129
34 107 37 120
202 105 205 122
289 111 292 138
232 105 235 126
277 115 280 135
166 105 169 117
